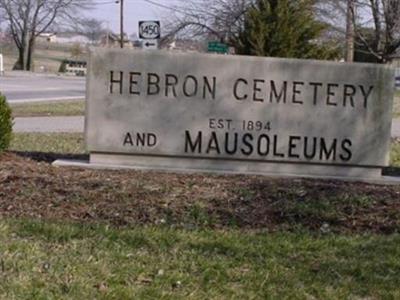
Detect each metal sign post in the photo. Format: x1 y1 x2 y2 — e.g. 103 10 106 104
395 68 400 90
0 54 3 75
208 41 228 54
139 21 160 50
143 40 159 50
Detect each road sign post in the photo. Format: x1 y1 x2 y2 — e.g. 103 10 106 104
0 54 3 75
207 41 228 54
142 40 159 50
139 21 160 51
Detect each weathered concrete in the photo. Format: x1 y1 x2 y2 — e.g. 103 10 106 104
85 48 395 180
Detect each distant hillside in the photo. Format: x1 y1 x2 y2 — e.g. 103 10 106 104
0 41 87 73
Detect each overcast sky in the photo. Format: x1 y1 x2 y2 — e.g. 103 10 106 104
87 0 176 36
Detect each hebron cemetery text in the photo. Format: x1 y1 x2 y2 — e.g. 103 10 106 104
109 70 374 108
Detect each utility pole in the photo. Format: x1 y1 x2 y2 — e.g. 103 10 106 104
116 0 124 48
106 21 110 47
345 0 355 62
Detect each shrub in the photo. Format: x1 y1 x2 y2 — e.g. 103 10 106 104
58 61 67 73
0 93 13 152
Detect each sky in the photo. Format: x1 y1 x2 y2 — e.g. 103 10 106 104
87 0 178 36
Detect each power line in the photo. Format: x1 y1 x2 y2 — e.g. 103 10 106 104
92 0 190 15
141 0 188 15
92 0 120 5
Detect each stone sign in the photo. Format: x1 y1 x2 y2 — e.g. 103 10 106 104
85 48 395 181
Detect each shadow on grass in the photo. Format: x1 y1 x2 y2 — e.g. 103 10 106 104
382 167 400 177
12 151 89 164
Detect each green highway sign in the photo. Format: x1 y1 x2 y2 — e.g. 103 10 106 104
208 41 228 54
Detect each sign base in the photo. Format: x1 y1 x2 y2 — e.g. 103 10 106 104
52 154 400 185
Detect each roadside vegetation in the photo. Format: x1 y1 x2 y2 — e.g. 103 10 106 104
10 133 85 154
10 100 85 118
3 105 400 299
390 139 400 166
0 219 399 299
0 41 75 73
0 94 12 152
0 144 400 298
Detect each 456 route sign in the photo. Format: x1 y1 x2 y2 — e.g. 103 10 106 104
139 21 161 40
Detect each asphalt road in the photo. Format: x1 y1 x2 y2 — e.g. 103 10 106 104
13 116 84 133
0 71 85 103
392 119 400 138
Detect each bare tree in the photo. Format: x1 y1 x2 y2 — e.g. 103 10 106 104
0 0 93 70
345 0 355 61
315 0 347 33
166 0 400 63
75 18 107 44
163 0 343 52
316 0 400 63
355 0 400 62
161 0 250 45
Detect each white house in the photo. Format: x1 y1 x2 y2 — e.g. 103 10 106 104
37 32 57 43
56 33 90 44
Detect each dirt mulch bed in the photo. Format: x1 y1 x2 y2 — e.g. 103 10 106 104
1 152 400 234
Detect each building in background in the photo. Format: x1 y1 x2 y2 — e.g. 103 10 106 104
162 39 205 52
56 33 90 45
99 33 133 48
37 33 57 43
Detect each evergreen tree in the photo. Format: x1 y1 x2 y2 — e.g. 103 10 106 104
234 0 339 60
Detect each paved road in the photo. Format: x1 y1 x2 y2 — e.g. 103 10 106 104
392 119 400 138
12 116 400 138
13 116 84 133
0 71 85 103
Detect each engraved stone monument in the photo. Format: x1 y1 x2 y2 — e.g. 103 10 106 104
79 48 395 182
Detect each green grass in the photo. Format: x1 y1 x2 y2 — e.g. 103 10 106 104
11 100 85 117
391 141 400 166
10 133 85 154
3 133 400 298
0 219 399 299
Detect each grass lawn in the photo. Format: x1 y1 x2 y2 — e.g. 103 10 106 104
10 133 85 154
10 100 85 118
2 133 400 299
391 140 400 166
0 219 399 299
